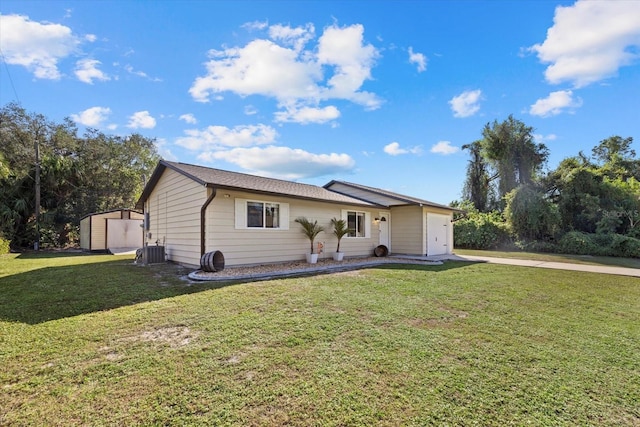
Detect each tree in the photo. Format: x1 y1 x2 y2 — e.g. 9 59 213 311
462 140 493 211
592 136 637 180
479 115 549 201
0 103 160 248
504 185 559 241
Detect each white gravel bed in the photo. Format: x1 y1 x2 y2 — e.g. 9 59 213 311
188 256 443 281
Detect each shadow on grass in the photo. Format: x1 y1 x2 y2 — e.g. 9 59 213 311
0 253 474 325
0 254 235 325
16 250 94 259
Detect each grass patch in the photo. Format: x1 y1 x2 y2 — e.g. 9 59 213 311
455 248 640 269
1 252 639 425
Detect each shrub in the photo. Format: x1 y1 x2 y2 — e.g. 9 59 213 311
515 240 558 253
0 235 10 255
607 234 640 258
557 231 598 255
454 211 510 250
557 232 640 258
504 185 560 241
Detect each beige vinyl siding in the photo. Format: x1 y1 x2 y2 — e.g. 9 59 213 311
205 190 381 266
128 211 144 221
145 169 206 267
80 216 91 250
389 205 424 255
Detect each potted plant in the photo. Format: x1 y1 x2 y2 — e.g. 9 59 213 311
294 217 325 264
330 217 349 261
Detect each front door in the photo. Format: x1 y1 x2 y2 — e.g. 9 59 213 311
378 213 390 250
426 213 449 256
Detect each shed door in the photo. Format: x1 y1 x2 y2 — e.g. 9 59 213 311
426 213 449 256
107 219 143 249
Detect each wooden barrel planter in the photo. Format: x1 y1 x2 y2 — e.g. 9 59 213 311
200 250 225 272
373 245 389 257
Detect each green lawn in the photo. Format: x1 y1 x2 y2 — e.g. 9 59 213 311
1 252 639 426
455 248 640 269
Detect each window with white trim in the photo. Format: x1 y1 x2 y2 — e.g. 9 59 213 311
235 198 289 230
343 210 370 238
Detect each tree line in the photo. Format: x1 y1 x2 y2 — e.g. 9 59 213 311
454 114 639 257
0 103 160 250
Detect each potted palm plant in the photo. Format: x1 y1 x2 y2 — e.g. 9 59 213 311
330 217 349 261
294 217 325 263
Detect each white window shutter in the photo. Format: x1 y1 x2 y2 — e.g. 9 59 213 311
280 203 290 230
235 198 246 229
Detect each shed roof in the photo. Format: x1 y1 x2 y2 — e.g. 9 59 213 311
136 161 380 209
79 208 142 221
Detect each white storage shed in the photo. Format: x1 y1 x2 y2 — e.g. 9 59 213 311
79 209 144 253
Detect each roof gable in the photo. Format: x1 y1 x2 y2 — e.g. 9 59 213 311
324 180 455 211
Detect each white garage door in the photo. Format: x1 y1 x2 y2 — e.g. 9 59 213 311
427 213 449 256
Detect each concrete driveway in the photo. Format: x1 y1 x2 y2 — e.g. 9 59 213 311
429 254 640 278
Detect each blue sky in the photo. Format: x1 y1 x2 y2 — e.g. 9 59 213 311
1 0 639 204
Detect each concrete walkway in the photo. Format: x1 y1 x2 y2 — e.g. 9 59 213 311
419 254 640 278
190 253 639 282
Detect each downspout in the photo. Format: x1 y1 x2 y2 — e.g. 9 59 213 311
200 185 217 256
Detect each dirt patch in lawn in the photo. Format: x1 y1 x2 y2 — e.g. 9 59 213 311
121 325 197 348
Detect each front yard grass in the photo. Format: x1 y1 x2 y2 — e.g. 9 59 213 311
1 252 638 426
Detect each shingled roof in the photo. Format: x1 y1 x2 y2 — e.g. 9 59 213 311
136 161 380 209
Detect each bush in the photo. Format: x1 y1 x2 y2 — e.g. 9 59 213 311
454 211 510 250
515 240 558 253
557 232 640 258
557 231 598 255
504 185 560 241
0 235 10 255
607 234 640 258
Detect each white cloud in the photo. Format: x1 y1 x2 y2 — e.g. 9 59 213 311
529 90 583 117
123 64 162 82
274 105 340 124
199 146 355 180
154 138 178 161
244 105 258 115
175 124 277 150
75 58 110 84
383 141 422 156
408 47 427 72
190 39 321 102
85 34 97 42
70 106 111 127
529 0 640 87
449 89 482 118
534 133 558 144
269 23 315 52
189 22 382 117
316 24 381 109
430 141 460 155
127 111 156 129
0 14 80 79
179 113 197 124
242 20 268 31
